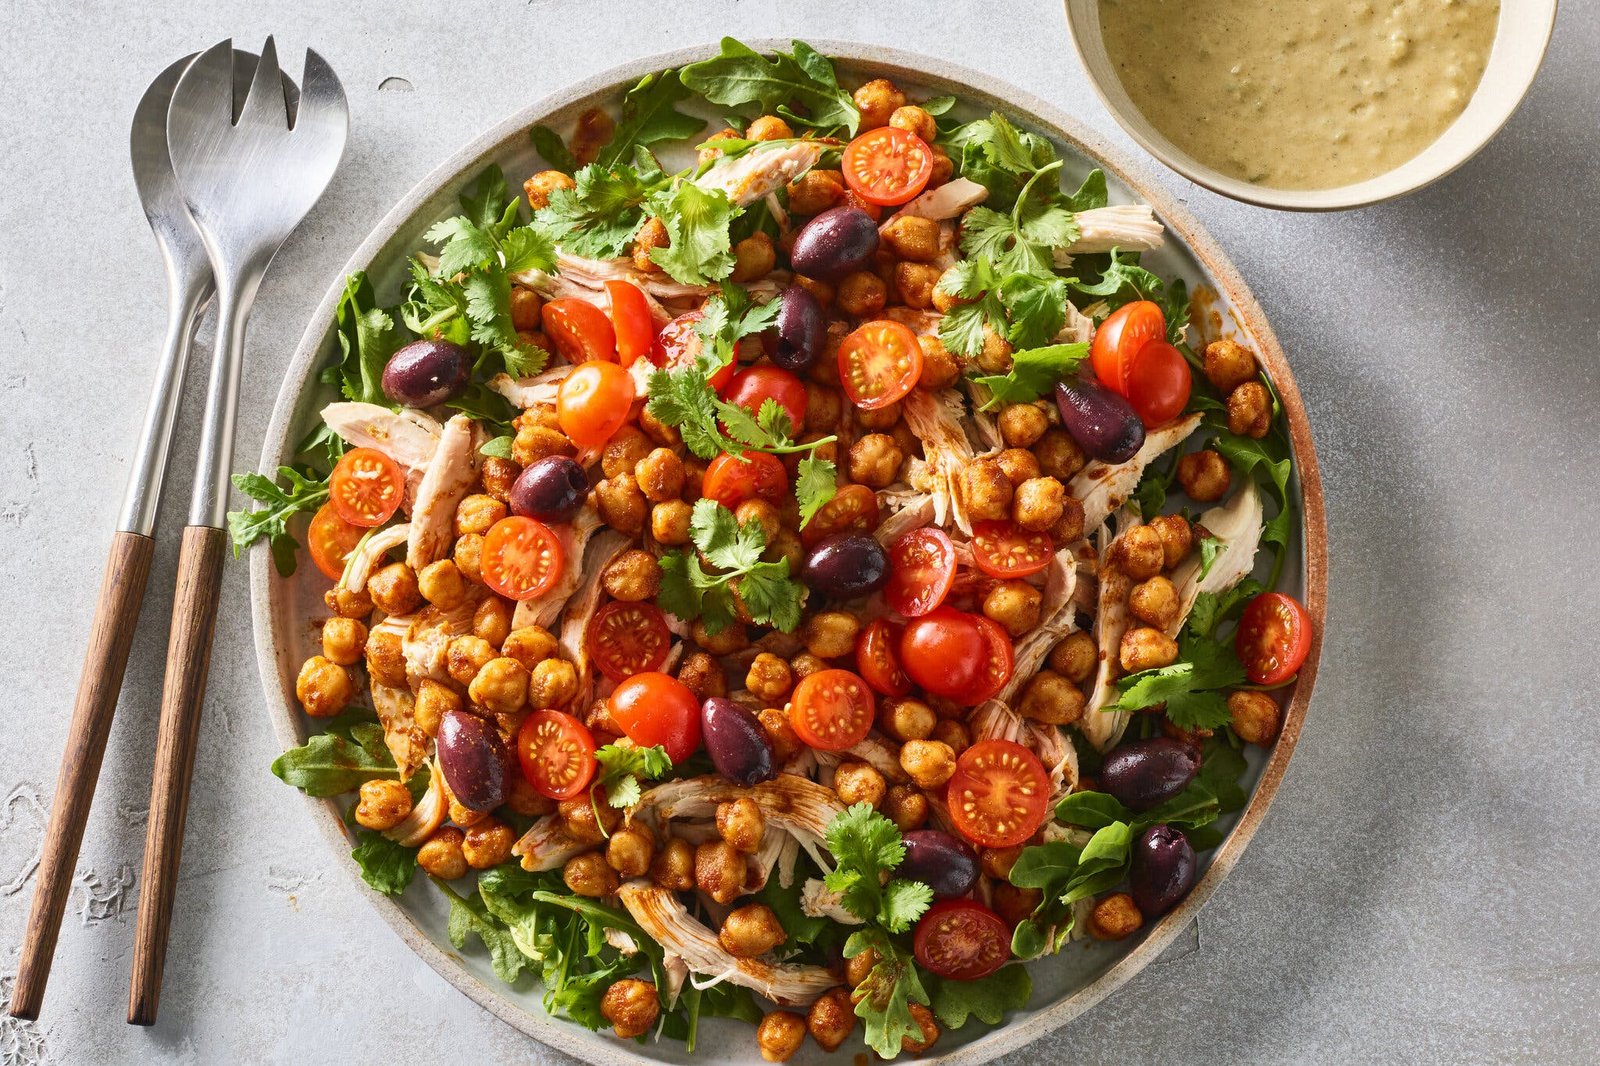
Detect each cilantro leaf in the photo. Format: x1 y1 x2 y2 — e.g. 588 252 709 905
351 829 417 896
1072 248 1190 342
936 259 1072 358
694 282 781 368
970 342 1087 408
958 159 1079 279
1109 631 1246 729
1186 577 1265 639
592 743 673 808
943 110 1061 211
844 928 931 1059
926 965 1032 1028
534 149 669 259
227 465 331 576
681 38 861 135
823 804 932 932
647 179 738 285
597 69 708 167
794 455 838 528
658 501 805 633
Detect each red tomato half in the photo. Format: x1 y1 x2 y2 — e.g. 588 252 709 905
1090 300 1165 394
789 668 876 751
954 616 1014 705
885 527 957 617
307 502 365 581
702 451 789 510
720 365 807 434
1123 339 1192 426
899 607 986 699
516 710 597 800
945 740 1049 848
842 127 934 207
838 320 923 410
329 447 404 528
605 280 656 367
542 297 618 363
970 521 1053 579
800 483 880 548
913 899 1012 980
557 359 635 449
856 618 911 698
653 309 736 391
608 672 702 763
587 601 671 682
1236 592 1312 685
480 516 564 601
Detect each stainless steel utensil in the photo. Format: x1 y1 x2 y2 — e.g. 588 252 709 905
127 37 347 1026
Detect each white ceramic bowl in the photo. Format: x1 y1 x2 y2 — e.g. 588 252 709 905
1064 0 1558 210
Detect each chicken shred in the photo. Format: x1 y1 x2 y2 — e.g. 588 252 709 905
406 414 480 570
694 141 826 206
1070 413 1204 535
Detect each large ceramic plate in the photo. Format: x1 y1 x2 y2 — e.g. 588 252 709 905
250 40 1327 1065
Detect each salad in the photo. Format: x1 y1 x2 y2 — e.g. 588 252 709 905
241 38 1312 1062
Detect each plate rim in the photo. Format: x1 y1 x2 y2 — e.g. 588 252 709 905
249 37 1328 1065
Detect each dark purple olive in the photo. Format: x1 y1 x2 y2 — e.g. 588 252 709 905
381 338 471 408
899 830 980 899
1100 737 1200 812
802 533 889 600
701 698 775 786
1130 824 1197 917
510 456 588 523
789 206 879 279
769 285 826 372
437 709 510 812
1054 379 1145 463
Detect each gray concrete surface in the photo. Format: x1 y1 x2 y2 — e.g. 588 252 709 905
2 1 1596 1062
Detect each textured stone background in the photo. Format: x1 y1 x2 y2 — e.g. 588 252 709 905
2 1 1597 1063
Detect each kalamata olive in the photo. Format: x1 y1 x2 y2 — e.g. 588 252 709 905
769 285 826 372
1099 737 1200 812
510 456 588 523
899 830 980 899
801 533 890 600
1055 378 1145 463
789 206 879 279
437 709 510 812
701 698 775 786
381 338 471 408
1129 824 1197 917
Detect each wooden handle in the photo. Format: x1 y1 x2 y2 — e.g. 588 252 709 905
8 531 155 1021
128 525 226 1026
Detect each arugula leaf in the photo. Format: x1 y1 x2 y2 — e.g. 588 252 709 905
1109 631 1246 729
793 455 838 528
351 829 416 896
658 499 804 633
1198 736 1250 813
480 434 514 459
822 803 932 932
647 179 739 285
534 149 669 259
528 124 578 174
227 466 331 576
844 928 931 1059
271 711 399 796
592 743 672 808
756 872 835 949
1131 451 1178 519
970 342 1088 408
1209 423 1295 583
925 965 1032 1028
598 69 708 167
439 878 537 984
681 37 860 135
445 381 518 438
323 271 400 407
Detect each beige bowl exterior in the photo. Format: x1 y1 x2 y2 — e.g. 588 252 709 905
1064 0 1558 210
249 41 1329 1065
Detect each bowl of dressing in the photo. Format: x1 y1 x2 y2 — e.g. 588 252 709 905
1065 0 1557 209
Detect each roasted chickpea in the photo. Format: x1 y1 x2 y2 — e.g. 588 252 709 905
842 946 881 988
453 533 484 583
364 627 407 688
1089 892 1144 940
1228 690 1282 745
833 761 887 808
803 612 860 659
504 774 557 819
992 882 1042 928
807 987 857 1053
981 844 1023 880
559 796 621 845
853 78 906 129
415 678 462 737
631 216 669 273
296 656 352 718
1148 513 1194 569
836 271 887 318
651 837 696 891
1203 338 1258 393
524 169 575 210
930 267 966 313
764 529 805 571
599 550 661 603
1177 449 1231 502
416 559 469 610
729 231 778 283
677 651 728 701
1113 526 1166 580
745 113 794 141
847 433 904 489
528 657 579 709
354 779 412 831
1129 575 1180 630
479 456 520 502
508 287 543 332
511 423 575 466
416 827 468 880
638 402 682 447
793 273 836 309
469 597 512 650
757 1010 807 1063
959 458 1014 522
651 499 693 546
320 617 367 666
880 214 940 262
595 473 647 534
926 143 954 187
734 498 783 544
717 798 766 854
745 653 794 703
853 401 900 434
1018 670 1086 725
900 740 956 790
449 786 489 828
883 102 935 142
1051 497 1087 544
692 619 748 656
462 817 516 869
995 448 1042 487
324 583 374 620
882 783 928 831
367 562 422 616
633 448 684 504
455 493 507 537
1012 476 1066 533
601 978 660 1040
1034 429 1086 482
917 335 961 389
998 403 1049 448
983 580 1043 637
695 840 747 905
600 427 651 479
1227 381 1272 439
787 169 845 215
890 261 940 309
501 625 558 670
564 852 620 898
719 903 786 958
758 707 803 765
468 657 527 715
1049 631 1098 685
607 826 656 878
931 718 970 756
879 697 936 743
1120 627 1180 673
902 1002 940 1054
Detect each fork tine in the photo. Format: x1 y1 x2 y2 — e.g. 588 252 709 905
236 36 287 128
173 40 237 131
293 49 348 134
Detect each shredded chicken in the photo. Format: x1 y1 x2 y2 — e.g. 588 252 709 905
403 591 487 687
511 813 591 872
635 774 845 845
321 402 441 507
874 492 935 546
1055 205 1164 258
892 176 988 221
901 387 981 535
996 548 1080 706
1166 480 1264 637
969 699 1081 801
510 504 608 630
800 879 863 925
336 522 410 599
406 414 480 570
487 364 575 409
1070 413 1203 534
695 141 826 206
384 761 446 847
370 681 427 780
556 531 631 706
1079 510 1140 751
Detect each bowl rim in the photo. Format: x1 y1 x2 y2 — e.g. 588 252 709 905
1061 0 1559 211
249 38 1329 1065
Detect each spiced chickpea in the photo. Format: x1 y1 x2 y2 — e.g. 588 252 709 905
677 651 727 701
417 559 470 610
976 327 1013 374
631 216 669 273
879 697 936 743
324 583 373 620
1012 476 1066 533
902 1002 940 1054
1049 631 1098 685
891 261 941 309
320 617 367 666
931 267 965 314
455 493 506 537
719 904 786 958
730 232 777 283
1113 526 1166 580
1177 449 1231 502
501 625 558 670
836 271 887 318
462 817 516 869
804 385 843 436
882 784 928 831
454 533 484 583
595 473 647 534
468 657 527 715
848 433 904 489
854 399 900 432
651 837 696 891
564 852 620 898
695 840 747 905
511 423 574 466
365 627 408 688
983 580 1043 637
651 499 693 546
995 448 1042 487
524 169 575 210
757 1011 807 1063
1203 338 1258 393
881 101 935 141
415 679 461 738
417 827 468 880
1120 627 1180 672
1051 497 1087 544
834 762 887 808
477 455 519 502
900 740 956 790
998 403 1049 448
1019 670 1086 726
1089 892 1144 940
807 987 857 1053
559 796 621 845
854 77 906 129
745 653 793 703
1228 690 1282 745
880 214 940 262
296 656 351 718
1129 575 1180 630
734 499 783 544
600 978 659 1040
790 651 828 681
1227 381 1272 439
367 562 421 616
1034 429 1087 482
717 798 766 854
745 113 793 141
787 169 845 215
844 946 882 988
959 458 1014 522
917 335 961 389
634 447 685 504
803 612 860 659
758 707 803 765
449 790 488 827
600 549 661 603
931 719 970 756
472 596 513 648
529 657 579 709
693 619 748 656
607 826 656 878
504 775 556 819
354 779 412 831
793 273 836 309
1148 513 1194 569
638 403 682 447
981 844 1023 880
506 286 543 332
601 427 651 479
764 529 805 571
992 882 1042 928
926 143 954 187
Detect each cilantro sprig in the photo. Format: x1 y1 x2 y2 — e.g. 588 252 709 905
657 499 805 634
823 804 934 933
592 743 673 809
1109 627 1246 730
969 342 1088 408
533 148 670 260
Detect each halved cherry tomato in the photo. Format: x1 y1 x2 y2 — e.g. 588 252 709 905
557 359 635 449
328 447 404 528
789 668 875 751
856 618 911 698
800 483 881 548
608 672 701 763
1236 592 1312 685
720 365 807 434
954 616 1015 705
588 601 671 682
971 521 1053 579
480 516 564 601
702 450 789 510
913 899 1012 980
838 320 923 410
516 709 597 800
1123 339 1192 426
1090 300 1166 394
885 527 956 617
605 280 656 367
653 309 737 391
899 607 986 699
945 740 1049 848
842 127 934 207
307 502 366 581
542 297 617 363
